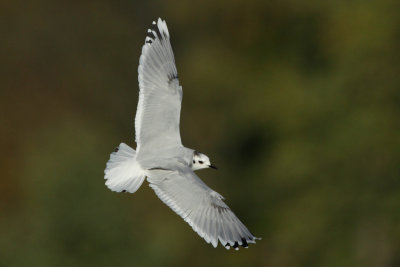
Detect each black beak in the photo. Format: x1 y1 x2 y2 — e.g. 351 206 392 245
209 164 218 170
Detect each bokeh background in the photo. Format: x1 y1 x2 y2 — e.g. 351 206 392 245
1 0 400 266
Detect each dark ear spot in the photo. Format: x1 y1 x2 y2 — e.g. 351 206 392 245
193 160 195 163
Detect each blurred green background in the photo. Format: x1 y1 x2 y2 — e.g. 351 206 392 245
1 0 400 266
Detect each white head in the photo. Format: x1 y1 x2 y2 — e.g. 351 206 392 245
191 151 217 171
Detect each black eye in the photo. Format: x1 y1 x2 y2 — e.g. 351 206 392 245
199 161 203 164
193 160 195 163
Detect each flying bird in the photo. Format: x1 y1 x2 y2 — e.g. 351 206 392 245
104 18 259 250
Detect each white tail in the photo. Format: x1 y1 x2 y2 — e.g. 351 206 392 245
104 143 146 193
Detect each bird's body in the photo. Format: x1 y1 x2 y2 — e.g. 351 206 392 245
105 18 258 250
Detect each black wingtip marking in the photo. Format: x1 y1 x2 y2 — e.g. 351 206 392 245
114 147 119 152
122 190 126 193
226 239 249 249
241 238 248 248
233 241 239 249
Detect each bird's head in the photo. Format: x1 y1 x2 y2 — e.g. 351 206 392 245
191 151 217 171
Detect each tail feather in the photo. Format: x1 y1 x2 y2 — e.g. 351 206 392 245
104 143 146 193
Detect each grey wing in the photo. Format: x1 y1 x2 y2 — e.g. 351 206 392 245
147 168 259 250
136 18 183 157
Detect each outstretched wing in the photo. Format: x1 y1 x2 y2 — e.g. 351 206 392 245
147 168 259 250
135 18 182 157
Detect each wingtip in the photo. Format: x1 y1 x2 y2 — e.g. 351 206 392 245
221 234 259 250
146 18 169 42
156 18 169 37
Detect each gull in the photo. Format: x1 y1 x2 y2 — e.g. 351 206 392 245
104 18 259 250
